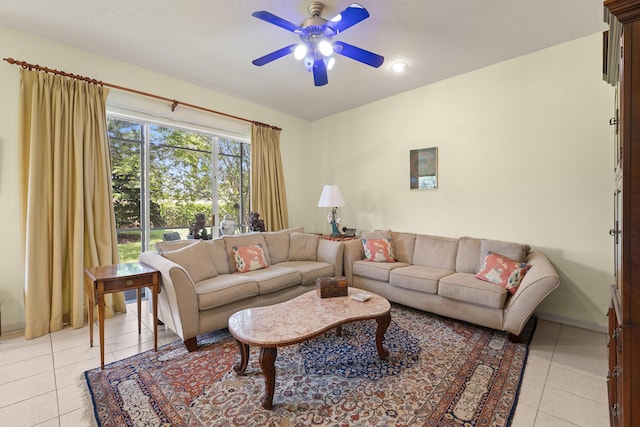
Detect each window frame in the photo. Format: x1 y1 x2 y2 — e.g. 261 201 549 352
107 112 251 258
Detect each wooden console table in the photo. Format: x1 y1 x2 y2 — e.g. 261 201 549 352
84 262 159 369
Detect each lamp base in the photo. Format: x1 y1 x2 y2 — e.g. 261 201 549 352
330 221 341 236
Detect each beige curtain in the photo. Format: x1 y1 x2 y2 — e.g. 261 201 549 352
19 69 125 339
251 123 289 231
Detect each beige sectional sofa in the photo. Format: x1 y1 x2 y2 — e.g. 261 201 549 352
139 228 343 351
343 230 560 339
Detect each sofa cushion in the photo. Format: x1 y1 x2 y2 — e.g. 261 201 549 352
362 238 396 262
223 233 270 271
236 265 301 294
475 252 531 295
438 272 509 309
232 244 269 273
278 261 335 285
389 265 453 294
391 232 416 264
353 260 410 282
263 227 304 264
361 229 392 240
288 232 319 261
480 239 530 264
155 239 197 254
162 240 218 283
412 235 458 270
203 238 231 274
195 275 259 310
456 236 482 274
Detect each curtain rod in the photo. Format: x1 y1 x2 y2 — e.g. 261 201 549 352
3 57 282 131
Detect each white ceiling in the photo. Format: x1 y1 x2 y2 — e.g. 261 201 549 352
0 0 606 121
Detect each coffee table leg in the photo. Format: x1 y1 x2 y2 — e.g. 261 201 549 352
375 312 391 359
233 340 250 375
259 347 277 410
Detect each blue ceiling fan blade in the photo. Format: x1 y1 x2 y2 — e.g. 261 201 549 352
252 44 296 66
252 11 302 34
326 3 370 34
333 41 384 68
313 60 328 86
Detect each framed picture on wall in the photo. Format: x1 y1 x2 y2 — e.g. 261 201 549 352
410 147 438 190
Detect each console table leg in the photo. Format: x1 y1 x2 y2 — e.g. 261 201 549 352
98 289 106 369
136 288 142 334
85 279 94 347
375 312 391 360
259 347 277 410
233 340 250 375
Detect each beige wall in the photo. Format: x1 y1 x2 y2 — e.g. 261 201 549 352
0 25 614 332
309 33 614 330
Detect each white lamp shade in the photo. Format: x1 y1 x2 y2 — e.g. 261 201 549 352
317 185 345 207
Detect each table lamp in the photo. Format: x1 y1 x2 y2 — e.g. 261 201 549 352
317 184 345 236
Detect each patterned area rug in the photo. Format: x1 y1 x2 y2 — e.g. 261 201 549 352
85 304 534 426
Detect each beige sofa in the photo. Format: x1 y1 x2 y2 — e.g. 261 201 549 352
343 230 560 339
139 228 343 351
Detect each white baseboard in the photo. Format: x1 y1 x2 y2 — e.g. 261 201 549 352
535 311 608 334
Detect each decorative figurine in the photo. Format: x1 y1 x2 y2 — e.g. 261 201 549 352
189 212 208 239
249 211 266 232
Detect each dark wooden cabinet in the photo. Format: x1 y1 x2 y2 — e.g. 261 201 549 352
604 1 640 426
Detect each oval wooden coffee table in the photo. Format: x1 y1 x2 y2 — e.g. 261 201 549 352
228 287 391 409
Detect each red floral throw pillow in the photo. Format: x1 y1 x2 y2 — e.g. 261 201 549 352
362 238 396 262
232 244 269 273
475 252 531 295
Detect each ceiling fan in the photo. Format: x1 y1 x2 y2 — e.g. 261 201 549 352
251 2 384 87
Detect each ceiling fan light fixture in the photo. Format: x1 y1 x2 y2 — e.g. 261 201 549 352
318 40 334 56
390 61 408 73
304 55 315 71
251 2 383 86
325 56 335 70
294 44 308 60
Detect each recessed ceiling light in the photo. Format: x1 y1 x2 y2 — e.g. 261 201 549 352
390 62 408 73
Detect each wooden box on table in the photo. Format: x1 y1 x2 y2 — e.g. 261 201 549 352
316 276 348 298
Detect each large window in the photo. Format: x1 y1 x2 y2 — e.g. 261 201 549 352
108 116 250 262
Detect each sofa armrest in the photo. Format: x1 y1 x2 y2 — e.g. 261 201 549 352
343 239 365 285
317 239 344 277
139 251 200 341
503 251 560 335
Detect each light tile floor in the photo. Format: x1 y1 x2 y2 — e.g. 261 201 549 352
0 303 610 426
